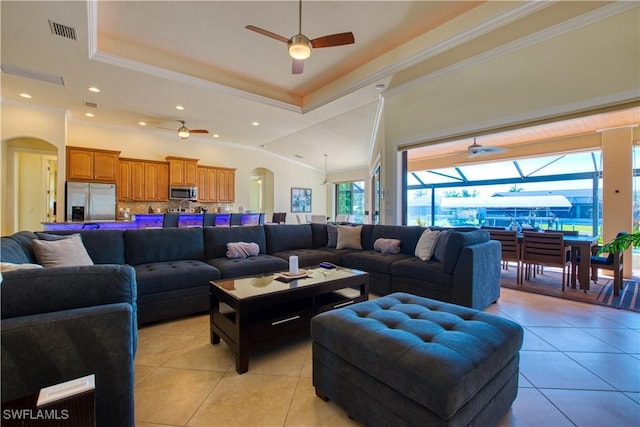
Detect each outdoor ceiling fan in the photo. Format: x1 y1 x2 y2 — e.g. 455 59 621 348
245 0 355 74
467 139 506 158
158 120 209 140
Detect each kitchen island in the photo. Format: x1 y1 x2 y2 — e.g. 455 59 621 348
41 213 264 231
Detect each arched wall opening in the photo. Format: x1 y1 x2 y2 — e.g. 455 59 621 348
2 137 58 234
250 167 274 217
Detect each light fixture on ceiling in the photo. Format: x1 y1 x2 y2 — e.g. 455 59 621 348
288 34 312 60
321 153 330 185
177 120 190 139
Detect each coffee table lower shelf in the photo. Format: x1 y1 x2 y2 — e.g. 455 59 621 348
209 269 369 374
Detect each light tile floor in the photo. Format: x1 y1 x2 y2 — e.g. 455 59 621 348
134 288 640 427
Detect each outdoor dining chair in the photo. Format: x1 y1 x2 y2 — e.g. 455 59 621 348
520 231 571 290
488 230 521 283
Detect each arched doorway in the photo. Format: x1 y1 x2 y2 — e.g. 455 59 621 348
3 137 58 233
250 168 274 217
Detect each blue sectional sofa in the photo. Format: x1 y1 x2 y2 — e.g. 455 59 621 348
2 223 501 324
1 223 500 426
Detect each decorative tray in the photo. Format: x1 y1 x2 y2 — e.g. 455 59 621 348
276 269 310 280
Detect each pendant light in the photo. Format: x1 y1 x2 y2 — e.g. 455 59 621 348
321 154 329 185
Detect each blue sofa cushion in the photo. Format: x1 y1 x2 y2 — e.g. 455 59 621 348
442 230 490 274
0 237 32 264
1 265 137 320
390 257 453 287
208 255 288 279
271 248 341 267
311 223 330 248
124 228 204 265
265 224 313 254
204 226 266 259
341 250 411 274
2 231 38 264
134 260 220 295
36 230 125 265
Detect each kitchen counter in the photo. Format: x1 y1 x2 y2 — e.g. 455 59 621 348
41 220 137 231
41 213 263 230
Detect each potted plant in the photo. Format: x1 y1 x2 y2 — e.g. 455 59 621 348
600 232 640 254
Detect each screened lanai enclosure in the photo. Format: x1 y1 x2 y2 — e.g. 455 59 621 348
405 149 640 237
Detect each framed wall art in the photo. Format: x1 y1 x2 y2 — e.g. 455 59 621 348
291 188 312 213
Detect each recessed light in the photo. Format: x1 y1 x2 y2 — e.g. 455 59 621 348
252 122 259 126
88 86 100 93
176 105 184 110
138 121 147 126
85 113 95 117
19 93 32 98
213 134 219 138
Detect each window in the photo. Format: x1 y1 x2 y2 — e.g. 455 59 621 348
336 181 365 223
405 151 604 236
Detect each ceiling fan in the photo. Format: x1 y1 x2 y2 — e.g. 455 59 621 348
245 0 355 74
158 120 209 140
467 139 506 158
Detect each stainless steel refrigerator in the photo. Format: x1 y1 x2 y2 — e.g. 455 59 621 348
66 182 117 221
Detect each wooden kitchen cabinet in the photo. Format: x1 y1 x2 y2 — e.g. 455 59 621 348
157 162 169 201
167 156 198 186
117 160 132 201
130 160 145 201
118 158 169 202
197 166 217 202
216 168 235 203
67 147 120 182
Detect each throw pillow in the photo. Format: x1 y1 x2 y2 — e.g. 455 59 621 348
336 225 362 250
36 232 73 241
374 238 401 254
226 242 260 259
0 262 44 272
326 224 338 248
433 230 452 262
415 229 440 261
31 234 94 267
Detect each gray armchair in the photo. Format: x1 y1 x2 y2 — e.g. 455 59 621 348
1 264 138 427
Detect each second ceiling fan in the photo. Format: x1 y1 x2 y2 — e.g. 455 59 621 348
246 0 355 74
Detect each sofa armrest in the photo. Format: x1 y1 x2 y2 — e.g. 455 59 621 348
1 303 136 427
451 240 501 310
1 264 137 320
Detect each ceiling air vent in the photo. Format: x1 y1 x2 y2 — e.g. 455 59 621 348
1 63 65 86
83 101 98 109
49 20 77 41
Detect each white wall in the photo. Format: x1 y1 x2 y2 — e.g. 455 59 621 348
1 101 66 233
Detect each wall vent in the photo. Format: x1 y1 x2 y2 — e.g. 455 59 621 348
83 101 98 109
1 63 65 86
49 20 77 40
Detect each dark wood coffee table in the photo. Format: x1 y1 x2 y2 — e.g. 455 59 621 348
209 266 369 374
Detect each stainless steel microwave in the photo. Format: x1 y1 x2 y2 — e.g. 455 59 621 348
170 186 198 201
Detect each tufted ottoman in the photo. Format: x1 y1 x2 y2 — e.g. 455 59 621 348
310 292 523 426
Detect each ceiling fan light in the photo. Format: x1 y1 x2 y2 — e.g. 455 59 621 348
177 125 190 139
288 34 311 60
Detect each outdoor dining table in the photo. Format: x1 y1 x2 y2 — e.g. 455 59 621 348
565 235 599 291
517 233 598 292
